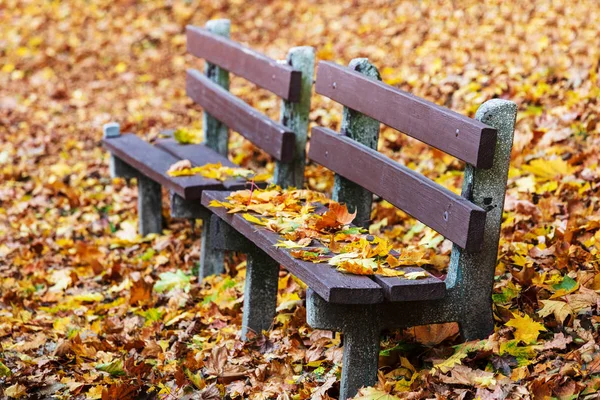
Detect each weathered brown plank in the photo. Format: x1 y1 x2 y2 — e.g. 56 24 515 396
308 127 486 251
315 61 497 168
201 190 384 305
187 69 296 162
373 266 446 302
187 25 302 101
103 134 234 199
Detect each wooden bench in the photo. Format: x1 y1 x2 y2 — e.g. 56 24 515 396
102 19 314 277
202 58 517 399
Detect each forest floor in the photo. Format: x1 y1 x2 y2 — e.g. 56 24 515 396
1 0 600 399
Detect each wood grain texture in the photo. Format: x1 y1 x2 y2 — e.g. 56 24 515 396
315 61 497 168
373 266 446 302
308 127 487 251
103 134 237 199
187 25 302 101
187 69 296 162
201 191 384 305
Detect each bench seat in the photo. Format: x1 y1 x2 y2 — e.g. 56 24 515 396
201 190 447 304
102 134 250 200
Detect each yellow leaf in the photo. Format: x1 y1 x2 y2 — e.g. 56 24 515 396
377 267 405 277
537 300 572 323
354 387 402 400
505 312 546 344
275 239 308 249
4 383 27 398
173 127 202 144
114 62 127 73
276 293 302 312
336 258 378 275
521 158 574 181
242 213 267 226
208 200 228 208
432 341 484 373
405 271 428 280
86 385 104 399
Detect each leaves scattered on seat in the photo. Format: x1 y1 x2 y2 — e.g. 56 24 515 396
209 186 434 277
167 159 270 182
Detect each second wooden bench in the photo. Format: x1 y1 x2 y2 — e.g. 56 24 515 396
202 58 517 399
103 19 314 277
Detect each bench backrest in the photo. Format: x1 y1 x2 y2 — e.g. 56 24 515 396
186 21 314 187
309 60 516 257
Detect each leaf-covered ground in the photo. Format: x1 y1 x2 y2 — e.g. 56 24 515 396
1 0 600 399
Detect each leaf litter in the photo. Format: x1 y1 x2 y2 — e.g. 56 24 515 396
1 0 600 399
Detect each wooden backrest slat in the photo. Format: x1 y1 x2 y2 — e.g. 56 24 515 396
187 25 302 101
187 69 295 162
308 127 486 251
315 61 497 168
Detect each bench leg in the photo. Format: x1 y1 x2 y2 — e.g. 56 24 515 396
241 248 279 340
340 325 381 400
306 289 381 399
137 175 162 236
458 298 495 341
110 156 138 179
199 216 225 278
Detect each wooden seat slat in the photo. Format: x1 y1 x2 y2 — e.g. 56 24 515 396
201 190 385 305
373 267 446 302
309 127 486 251
103 134 240 199
315 61 497 168
187 69 296 162
186 25 302 101
203 190 449 304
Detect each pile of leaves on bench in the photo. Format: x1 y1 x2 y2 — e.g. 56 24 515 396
209 185 431 278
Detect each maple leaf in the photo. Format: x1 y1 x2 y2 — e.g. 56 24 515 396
521 158 574 181
505 312 546 344
537 299 572 323
336 259 378 275
315 202 356 230
432 341 485 373
129 277 153 305
4 383 27 398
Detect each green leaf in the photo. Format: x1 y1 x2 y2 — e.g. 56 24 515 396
340 226 366 234
552 275 579 294
95 359 125 377
137 307 165 322
140 248 155 261
153 270 191 293
173 127 202 144
0 361 12 377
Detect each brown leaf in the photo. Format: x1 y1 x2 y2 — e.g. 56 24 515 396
129 277 152 305
167 159 192 174
413 323 459 346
